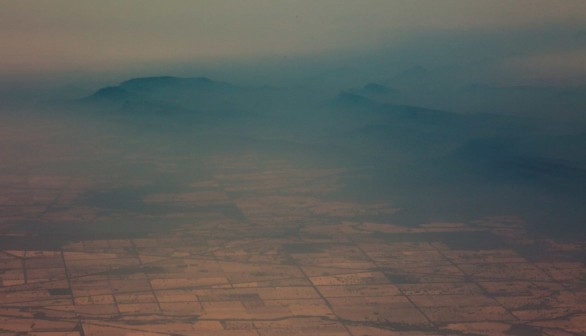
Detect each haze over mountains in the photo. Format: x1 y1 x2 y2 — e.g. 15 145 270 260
3 4 586 334
28 72 580 237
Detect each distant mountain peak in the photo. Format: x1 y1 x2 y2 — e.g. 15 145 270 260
361 82 396 95
76 75 241 112
331 91 377 109
82 86 136 104
119 76 217 92
93 86 128 97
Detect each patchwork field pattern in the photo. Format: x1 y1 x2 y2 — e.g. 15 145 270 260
1 151 585 336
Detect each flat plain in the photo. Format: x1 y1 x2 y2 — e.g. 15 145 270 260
0 119 585 336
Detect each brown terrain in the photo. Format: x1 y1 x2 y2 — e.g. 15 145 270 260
1 118 586 336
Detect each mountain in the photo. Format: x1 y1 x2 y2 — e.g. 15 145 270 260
76 76 244 113
119 76 236 93
331 92 377 109
360 82 396 95
82 86 138 104
459 83 586 121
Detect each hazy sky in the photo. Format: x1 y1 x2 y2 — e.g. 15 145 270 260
1 1 586 84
